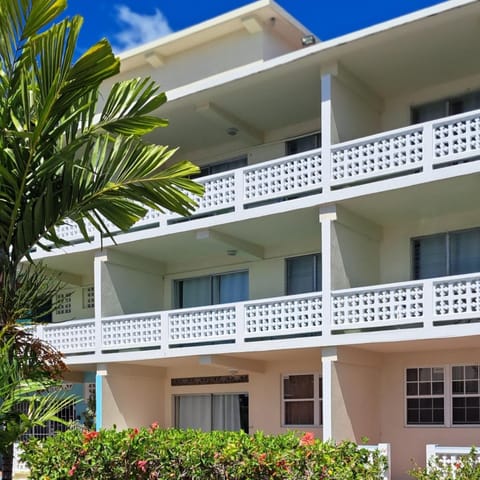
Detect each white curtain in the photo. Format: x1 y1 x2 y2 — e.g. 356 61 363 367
181 277 211 308
175 394 242 432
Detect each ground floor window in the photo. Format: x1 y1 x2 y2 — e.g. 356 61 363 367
174 393 248 433
282 373 322 427
406 365 480 426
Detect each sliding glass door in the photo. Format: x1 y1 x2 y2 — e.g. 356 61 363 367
174 393 248 432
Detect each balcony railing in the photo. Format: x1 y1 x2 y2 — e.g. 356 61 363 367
31 273 480 359
44 109 480 250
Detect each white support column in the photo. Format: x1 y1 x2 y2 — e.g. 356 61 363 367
320 67 334 194
423 122 434 173
322 346 338 441
319 204 337 340
93 251 106 357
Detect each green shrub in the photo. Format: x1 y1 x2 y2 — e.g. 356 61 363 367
410 447 480 480
20 427 387 479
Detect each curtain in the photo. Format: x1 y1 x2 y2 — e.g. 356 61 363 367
413 235 446 279
286 255 321 294
217 271 248 304
450 229 480 275
212 394 241 431
180 277 211 308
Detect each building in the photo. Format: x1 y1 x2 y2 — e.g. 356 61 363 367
29 1 480 478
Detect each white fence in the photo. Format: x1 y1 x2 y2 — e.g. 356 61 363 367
426 444 479 477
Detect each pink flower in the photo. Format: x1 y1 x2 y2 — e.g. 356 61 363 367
150 421 159 430
68 464 78 476
137 460 148 472
300 432 315 446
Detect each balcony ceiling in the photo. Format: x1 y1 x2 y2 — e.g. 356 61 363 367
148 2 480 156
339 172 480 226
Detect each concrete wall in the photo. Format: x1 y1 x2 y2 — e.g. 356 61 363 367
379 347 480 480
379 208 480 284
52 285 94 323
331 73 381 144
101 366 165 429
101 262 164 317
331 209 381 290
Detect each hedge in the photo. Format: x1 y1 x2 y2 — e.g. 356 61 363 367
20 427 387 479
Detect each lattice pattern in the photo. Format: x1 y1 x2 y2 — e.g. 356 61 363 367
55 219 96 242
331 129 423 184
434 277 480 317
82 286 95 309
244 295 322 338
43 321 96 353
434 114 480 162
186 174 236 215
102 315 162 349
55 292 72 315
168 307 236 344
243 154 322 202
332 285 424 329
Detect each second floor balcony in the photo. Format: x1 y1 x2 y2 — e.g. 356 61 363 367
30 271 480 363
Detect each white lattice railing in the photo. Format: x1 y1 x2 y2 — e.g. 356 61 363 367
433 110 480 165
244 292 322 339
35 319 96 354
426 445 479 476
102 312 163 350
243 150 322 204
331 125 424 187
168 305 237 345
332 281 424 331
433 273 480 321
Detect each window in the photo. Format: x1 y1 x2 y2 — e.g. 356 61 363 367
282 374 322 426
175 394 249 432
174 271 248 308
411 90 480 124
55 292 72 315
196 155 247 178
285 132 321 156
82 286 95 309
412 228 480 280
286 254 322 295
452 365 480 425
405 365 480 426
406 367 445 425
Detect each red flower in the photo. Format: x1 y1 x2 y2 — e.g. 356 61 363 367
129 427 140 439
150 421 159 430
300 432 315 446
82 430 98 443
258 453 267 463
455 461 462 469
137 460 148 472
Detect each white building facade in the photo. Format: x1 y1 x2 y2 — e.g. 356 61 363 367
30 1 480 478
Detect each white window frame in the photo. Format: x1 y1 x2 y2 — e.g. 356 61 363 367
282 373 322 427
405 364 480 428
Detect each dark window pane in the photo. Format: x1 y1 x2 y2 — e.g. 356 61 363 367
286 254 321 295
411 100 446 124
284 375 314 399
419 368 432 381
407 383 418 396
286 133 321 155
466 365 479 380
407 369 418 382
450 230 480 275
432 382 444 395
432 368 444 381
466 381 479 394
452 366 464 380
413 236 447 280
452 381 464 394
419 383 431 395
284 401 314 425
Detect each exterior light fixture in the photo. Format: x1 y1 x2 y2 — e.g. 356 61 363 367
301 35 316 47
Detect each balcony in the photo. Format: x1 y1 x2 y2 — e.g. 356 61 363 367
36 109 480 251
30 272 480 361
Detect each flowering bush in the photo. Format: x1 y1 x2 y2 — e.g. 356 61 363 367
410 447 480 480
20 427 387 479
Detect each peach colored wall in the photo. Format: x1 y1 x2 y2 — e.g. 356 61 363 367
332 347 382 443
162 351 323 437
101 368 165 429
379 347 480 479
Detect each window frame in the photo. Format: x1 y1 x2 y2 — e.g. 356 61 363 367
411 226 480 280
173 269 249 309
404 364 480 428
281 373 322 427
195 155 247 178
285 253 322 296
285 132 321 156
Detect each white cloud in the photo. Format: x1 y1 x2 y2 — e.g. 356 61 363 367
113 5 173 51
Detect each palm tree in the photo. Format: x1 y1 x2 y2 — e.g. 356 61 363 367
0 0 203 326
0 0 203 474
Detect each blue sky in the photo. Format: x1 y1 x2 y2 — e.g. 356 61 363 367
63 0 446 54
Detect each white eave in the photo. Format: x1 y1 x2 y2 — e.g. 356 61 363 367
118 0 315 72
